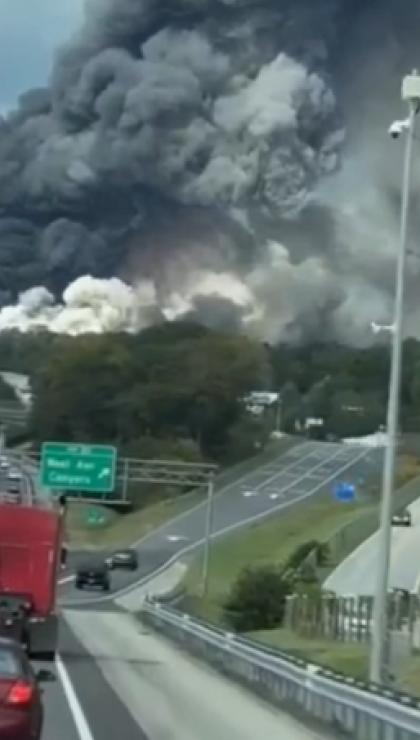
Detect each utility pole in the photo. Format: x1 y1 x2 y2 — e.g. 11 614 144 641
275 395 282 434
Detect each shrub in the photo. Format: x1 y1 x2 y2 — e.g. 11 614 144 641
283 540 319 572
223 565 291 632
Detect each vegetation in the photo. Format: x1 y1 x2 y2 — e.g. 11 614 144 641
183 494 372 623
0 376 19 403
65 494 204 548
248 628 368 679
2 328 420 458
27 324 271 464
224 566 291 631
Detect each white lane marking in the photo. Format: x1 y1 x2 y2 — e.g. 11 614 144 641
56 653 95 740
167 535 188 542
63 446 371 607
58 440 317 587
242 490 258 498
58 575 75 585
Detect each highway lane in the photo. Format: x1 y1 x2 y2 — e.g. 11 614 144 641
60 440 383 606
41 618 146 740
5 441 382 739
324 493 420 596
325 494 420 596
62 607 333 740
38 656 84 740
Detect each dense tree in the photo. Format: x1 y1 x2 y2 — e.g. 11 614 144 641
29 324 272 461
6 326 420 457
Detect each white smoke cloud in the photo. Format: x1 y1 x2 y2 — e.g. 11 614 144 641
0 239 376 344
0 276 159 335
214 54 314 136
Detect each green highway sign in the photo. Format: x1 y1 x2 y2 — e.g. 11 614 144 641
40 442 117 493
86 509 106 527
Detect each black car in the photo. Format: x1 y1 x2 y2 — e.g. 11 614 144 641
105 549 138 571
75 562 110 591
392 510 412 527
0 596 32 650
6 482 20 495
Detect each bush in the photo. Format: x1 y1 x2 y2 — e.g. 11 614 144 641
283 540 319 572
223 565 291 632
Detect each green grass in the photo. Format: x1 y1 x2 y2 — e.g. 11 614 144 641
248 627 368 679
65 491 204 548
184 494 375 623
396 654 420 696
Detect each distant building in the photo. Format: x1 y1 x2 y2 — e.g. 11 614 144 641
243 391 279 416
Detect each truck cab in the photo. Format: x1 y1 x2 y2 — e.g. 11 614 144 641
0 500 63 660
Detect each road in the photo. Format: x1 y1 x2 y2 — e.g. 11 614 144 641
59 440 382 606
325 493 420 596
40 608 333 740
12 438 382 739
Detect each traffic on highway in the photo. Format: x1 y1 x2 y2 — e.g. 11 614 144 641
59 440 381 607
0 440 382 739
3 1 420 737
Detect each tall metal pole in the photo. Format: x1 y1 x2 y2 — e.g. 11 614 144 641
275 396 282 434
122 458 129 502
201 474 215 597
369 98 417 684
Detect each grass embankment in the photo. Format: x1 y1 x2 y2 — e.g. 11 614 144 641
65 435 297 549
182 452 420 678
65 492 203 549
183 494 374 622
249 628 368 679
397 655 420 696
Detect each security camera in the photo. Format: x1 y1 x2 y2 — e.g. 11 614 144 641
388 119 410 139
370 321 395 334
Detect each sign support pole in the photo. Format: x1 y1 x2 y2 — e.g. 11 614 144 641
122 458 129 501
201 473 215 598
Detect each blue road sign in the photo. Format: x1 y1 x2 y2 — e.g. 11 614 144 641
334 482 356 503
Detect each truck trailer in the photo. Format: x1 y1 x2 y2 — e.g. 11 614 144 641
0 497 63 660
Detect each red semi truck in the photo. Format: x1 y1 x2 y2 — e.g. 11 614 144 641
0 498 64 660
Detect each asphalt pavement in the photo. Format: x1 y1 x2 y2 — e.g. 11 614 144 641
59 440 382 607
41 618 146 740
56 607 333 740
5 439 383 739
325 489 420 596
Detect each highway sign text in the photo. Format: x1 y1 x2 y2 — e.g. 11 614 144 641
40 442 117 493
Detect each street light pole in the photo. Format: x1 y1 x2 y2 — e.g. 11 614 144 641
275 395 282 434
370 74 420 684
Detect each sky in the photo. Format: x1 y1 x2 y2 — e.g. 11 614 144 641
0 0 84 112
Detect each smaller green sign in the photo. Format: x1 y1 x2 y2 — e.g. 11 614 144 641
40 442 117 493
86 509 106 527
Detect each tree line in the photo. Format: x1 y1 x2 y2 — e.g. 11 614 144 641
1 326 420 462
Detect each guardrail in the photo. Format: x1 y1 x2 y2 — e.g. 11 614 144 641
141 600 420 739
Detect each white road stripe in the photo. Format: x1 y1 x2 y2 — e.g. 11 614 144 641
56 653 95 740
59 575 75 585
58 441 316 587
63 445 371 607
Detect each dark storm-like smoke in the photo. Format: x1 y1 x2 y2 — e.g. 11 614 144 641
1 0 420 343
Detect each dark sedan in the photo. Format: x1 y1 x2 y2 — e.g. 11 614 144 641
105 549 138 571
75 562 110 591
0 637 49 739
392 510 412 527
